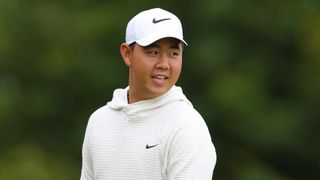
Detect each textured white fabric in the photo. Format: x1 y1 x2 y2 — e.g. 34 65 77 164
80 86 216 180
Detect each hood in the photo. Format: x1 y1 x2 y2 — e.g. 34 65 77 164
107 86 192 117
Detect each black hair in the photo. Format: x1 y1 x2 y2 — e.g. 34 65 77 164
129 42 136 49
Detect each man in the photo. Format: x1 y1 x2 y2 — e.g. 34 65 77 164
80 8 216 180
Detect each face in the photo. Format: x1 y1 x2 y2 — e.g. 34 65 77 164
120 38 183 103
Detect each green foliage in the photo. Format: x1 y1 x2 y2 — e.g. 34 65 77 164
1 0 319 179
0 143 77 180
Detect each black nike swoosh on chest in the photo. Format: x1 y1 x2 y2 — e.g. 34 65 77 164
145 144 158 149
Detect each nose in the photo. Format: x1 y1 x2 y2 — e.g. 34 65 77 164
156 55 170 70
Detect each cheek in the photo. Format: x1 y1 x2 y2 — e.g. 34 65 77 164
175 67 182 81
172 60 182 75
132 61 151 80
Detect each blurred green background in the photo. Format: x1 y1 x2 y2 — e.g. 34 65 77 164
1 0 319 179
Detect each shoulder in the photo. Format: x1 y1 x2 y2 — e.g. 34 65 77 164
166 100 207 129
83 104 118 141
85 105 113 129
90 105 111 119
160 100 212 143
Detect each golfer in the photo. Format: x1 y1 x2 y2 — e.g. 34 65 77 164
80 7 216 180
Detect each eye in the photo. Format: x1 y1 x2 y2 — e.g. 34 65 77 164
150 51 158 54
146 50 158 56
170 51 180 57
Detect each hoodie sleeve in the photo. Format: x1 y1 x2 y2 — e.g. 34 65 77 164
80 114 95 180
166 111 216 180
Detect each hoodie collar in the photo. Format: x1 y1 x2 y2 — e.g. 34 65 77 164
107 86 192 117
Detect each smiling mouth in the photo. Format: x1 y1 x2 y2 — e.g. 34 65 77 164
152 75 168 80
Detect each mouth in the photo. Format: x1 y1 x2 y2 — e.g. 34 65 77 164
151 75 169 80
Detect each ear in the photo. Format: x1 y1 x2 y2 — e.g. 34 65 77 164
120 43 132 66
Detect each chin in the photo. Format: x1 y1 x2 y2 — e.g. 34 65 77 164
148 86 170 98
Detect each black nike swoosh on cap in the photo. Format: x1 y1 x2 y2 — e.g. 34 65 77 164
152 18 171 24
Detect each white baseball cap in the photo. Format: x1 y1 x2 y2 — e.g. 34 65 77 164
125 8 187 46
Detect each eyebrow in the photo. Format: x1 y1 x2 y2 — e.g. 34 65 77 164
144 43 159 49
144 42 182 49
170 43 181 49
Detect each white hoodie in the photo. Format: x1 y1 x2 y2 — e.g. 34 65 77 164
81 86 216 180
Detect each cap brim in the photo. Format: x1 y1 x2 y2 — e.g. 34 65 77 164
135 32 187 46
